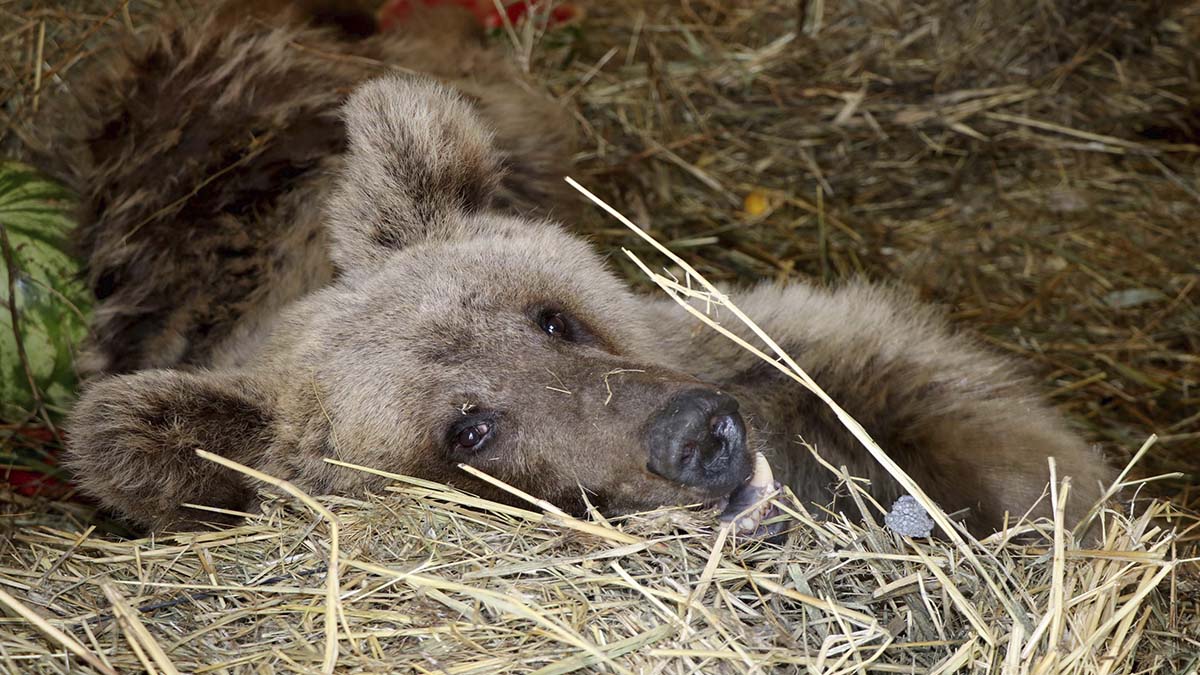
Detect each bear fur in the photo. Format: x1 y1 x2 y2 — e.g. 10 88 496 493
49 1 1114 533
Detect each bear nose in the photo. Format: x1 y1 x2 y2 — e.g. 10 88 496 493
643 388 749 493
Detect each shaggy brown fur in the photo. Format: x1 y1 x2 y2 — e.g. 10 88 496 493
42 1 576 378
52 1 1113 533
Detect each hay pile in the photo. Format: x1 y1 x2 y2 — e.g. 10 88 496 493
0 457 1195 673
1 0 1198 673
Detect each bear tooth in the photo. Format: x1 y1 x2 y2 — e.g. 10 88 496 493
718 453 781 535
747 452 774 489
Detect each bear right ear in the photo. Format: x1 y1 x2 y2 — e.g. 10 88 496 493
326 77 503 274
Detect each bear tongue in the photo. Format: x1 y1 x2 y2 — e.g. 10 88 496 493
717 452 787 540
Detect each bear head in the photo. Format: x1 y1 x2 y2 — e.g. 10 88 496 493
66 78 759 529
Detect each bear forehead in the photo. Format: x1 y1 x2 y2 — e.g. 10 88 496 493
357 231 635 313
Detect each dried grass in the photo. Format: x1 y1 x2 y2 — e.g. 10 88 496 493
0 451 1194 673
1 0 1198 673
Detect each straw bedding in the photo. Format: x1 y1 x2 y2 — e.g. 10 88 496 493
0 465 1193 673
1 0 1197 672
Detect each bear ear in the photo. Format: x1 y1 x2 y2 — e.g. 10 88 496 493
65 370 274 530
326 76 503 274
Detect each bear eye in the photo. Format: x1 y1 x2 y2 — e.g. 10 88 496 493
538 310 573 341
456 423 490 449
449 413 497 454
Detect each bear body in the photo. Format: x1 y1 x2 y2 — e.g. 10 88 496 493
52 1 1113 533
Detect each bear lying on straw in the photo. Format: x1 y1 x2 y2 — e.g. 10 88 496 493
49 0 1113 534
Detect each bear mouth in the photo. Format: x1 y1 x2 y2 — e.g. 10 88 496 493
710 453 787 540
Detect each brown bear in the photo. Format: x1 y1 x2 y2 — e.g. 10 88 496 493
48 1 1113 535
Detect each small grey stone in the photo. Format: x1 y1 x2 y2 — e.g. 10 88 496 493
885 495 935 538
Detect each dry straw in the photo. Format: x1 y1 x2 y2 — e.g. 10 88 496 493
0 442 1189 673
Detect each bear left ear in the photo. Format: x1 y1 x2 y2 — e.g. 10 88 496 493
326 76 503 274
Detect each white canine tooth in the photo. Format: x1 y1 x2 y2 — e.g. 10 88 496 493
720 454 781 534
747 453 775 489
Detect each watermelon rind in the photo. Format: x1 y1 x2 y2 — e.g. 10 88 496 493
0 162 90 420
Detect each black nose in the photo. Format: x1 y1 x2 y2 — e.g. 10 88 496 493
644 388 749 493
